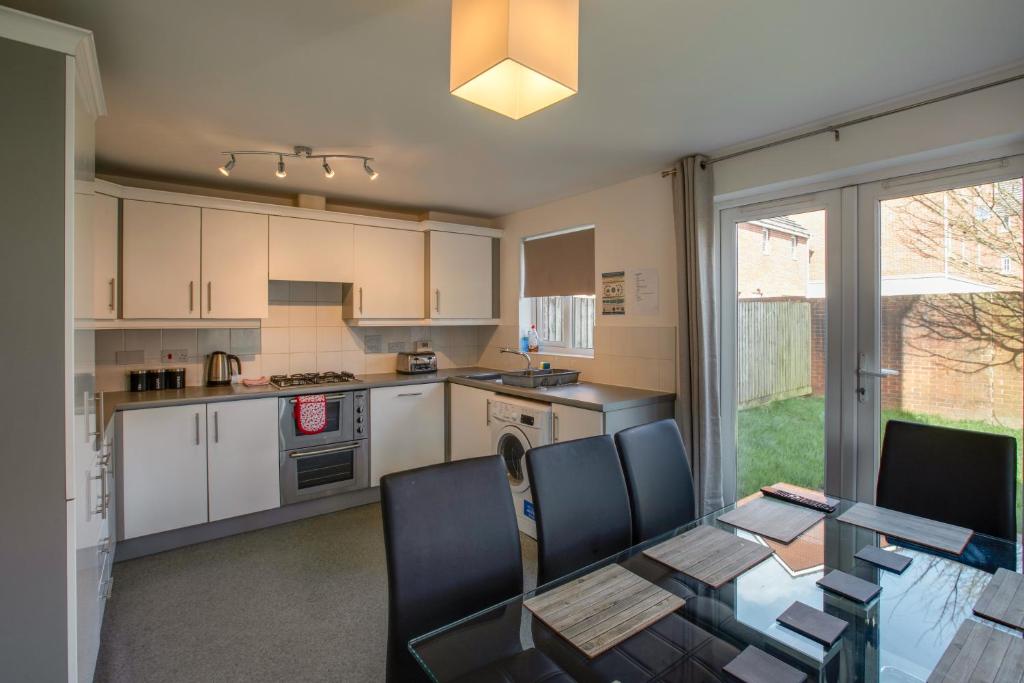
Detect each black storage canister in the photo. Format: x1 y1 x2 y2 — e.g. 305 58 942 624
164 367 186 389
145 369 164 391
128 369 147 392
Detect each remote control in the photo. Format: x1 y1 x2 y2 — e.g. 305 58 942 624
760 486 837 513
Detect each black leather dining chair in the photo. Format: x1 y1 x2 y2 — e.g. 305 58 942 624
614 418 698 543
380 456 571 683
877 420 1018 541
525 435 633 586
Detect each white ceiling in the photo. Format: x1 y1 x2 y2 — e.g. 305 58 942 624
11 0 1024 216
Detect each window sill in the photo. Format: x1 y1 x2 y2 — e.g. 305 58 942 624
531 349 594 359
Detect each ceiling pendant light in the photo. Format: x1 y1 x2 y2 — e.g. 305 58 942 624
322 159 335 178
363 160 378 181
218 154 236 176
450 0 579 120
275 155 287 178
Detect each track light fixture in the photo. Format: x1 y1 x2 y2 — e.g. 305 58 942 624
216 146 379 181
218 154 236 176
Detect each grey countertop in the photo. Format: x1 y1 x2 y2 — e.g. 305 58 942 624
102 366 674 426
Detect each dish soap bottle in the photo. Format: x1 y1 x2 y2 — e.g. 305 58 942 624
527 324 541 353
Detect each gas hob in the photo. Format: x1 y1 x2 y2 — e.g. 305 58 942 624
270 371 358 388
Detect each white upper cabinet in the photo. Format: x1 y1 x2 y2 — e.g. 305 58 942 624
207 398 280 521
122 200 202 319
201 209 268 319
429 231 493 319
350 226 425 319
269 216 354 282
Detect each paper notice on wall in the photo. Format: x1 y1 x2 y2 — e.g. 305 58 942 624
629 268 659 315
601 271 625 315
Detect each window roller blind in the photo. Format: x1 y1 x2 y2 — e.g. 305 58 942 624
523 228 595 297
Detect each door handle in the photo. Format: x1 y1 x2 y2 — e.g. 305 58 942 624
396 392 423 397
213 410 219 443
486 399 491 426
194 412 201 445
189 281 195 312
108 278 115 311
553 413 560 442
207 282 212 313
359 287 364 314
857 353 899 403
435 289 441 313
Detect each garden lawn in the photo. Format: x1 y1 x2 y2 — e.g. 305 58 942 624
737 395 1023 526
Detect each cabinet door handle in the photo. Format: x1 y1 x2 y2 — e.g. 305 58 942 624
435 289 441 313
213 410 219 443
396 392 423 398
92 465 108 519
486 399 491 426
189 281 195 312
553 413 560 442
359 287 363 314
207 282 212 313
194 412 201 445
108 278 115 311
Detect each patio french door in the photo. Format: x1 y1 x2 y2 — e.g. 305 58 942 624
720 154 1023 507
720 189 855 504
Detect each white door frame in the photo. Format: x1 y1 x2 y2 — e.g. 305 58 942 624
720 188 855 504
854 154 1024 502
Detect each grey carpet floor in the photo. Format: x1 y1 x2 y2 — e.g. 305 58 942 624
94 502 538 683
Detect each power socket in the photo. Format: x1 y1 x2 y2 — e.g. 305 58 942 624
162 349 189 363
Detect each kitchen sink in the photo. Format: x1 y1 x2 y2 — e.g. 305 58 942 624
500 368 580 388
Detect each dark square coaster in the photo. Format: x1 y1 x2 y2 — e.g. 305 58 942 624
776 601 848 647
724 645 807 683
855 545 912 574
816 569 882 604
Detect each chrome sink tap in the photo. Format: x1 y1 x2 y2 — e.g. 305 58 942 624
500 347 532 371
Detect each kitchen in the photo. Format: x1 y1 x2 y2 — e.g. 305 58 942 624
4 2 1024 682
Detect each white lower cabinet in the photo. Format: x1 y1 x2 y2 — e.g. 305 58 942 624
552 403 605 442
207 398 280 521
450 384 495 461
370 383 445 486
122 404 209 539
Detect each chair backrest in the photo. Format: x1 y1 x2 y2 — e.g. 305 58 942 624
380 456 523 682
614 418 698 542
877 420 1017 541
526 435 633 586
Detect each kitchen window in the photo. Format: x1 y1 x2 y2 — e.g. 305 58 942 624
521 225 596 356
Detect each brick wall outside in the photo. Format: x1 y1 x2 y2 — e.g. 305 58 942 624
737 222 808 299
808 293 1022 428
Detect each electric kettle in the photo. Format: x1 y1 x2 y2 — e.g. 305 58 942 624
205 351 241 386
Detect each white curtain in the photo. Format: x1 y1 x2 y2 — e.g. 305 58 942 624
672 156 724 513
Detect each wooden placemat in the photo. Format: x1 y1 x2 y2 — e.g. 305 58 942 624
927 619 1024 682
642 524 773 588
973 568 1024 632
836 502 973 555
718 497 825 544
524 564 684 659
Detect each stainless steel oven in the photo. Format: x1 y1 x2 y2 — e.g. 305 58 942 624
279 390 369 505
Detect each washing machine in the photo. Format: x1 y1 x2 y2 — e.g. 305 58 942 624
489 395 553 539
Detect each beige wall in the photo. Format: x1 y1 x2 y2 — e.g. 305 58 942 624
480 171 678 392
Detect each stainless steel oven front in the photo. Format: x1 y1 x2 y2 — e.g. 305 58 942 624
279 391 365 450
280 440 369 505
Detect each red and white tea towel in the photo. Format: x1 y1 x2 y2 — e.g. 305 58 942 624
293 394 327 435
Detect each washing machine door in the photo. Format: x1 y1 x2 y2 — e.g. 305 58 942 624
497 425 532 493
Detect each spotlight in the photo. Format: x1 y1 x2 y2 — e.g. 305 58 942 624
218 154 236 176
275 156 287 178
322 159 335 178
363 160 379 181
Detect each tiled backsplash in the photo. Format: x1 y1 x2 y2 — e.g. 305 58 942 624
94 280 489 391
479 325 677 393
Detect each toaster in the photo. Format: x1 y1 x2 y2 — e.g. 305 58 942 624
396 351 437 374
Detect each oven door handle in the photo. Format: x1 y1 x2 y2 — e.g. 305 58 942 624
287 393 350 404
288 442 361 458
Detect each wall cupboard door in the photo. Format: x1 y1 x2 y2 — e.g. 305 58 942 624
369 383 445 486
122 200 201 319
552 403 604 442
269 216 354 282
429 231 493 319
207 398 280 521
121 404 208 539
450 384 495 461
352 226 425 319
201 209 268 319
91 194 119 319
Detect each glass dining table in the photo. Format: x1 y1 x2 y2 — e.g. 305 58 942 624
409 495 1022 683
